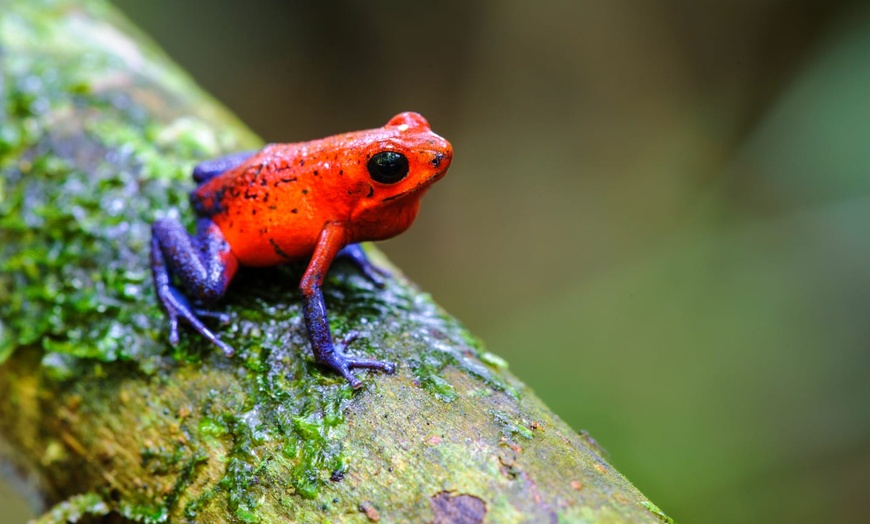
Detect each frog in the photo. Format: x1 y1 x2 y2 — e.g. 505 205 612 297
150 112 453 388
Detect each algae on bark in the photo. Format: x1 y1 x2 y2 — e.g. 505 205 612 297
0 0 672 522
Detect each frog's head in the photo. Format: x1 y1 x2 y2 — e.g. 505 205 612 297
345 112 453 241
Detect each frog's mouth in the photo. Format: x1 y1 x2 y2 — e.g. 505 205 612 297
380 169 447 203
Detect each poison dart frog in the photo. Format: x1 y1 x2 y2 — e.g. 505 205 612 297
150 112 453 388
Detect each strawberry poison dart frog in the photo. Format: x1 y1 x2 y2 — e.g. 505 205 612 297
150 112 453 388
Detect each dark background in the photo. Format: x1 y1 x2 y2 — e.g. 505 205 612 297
6 1 870 522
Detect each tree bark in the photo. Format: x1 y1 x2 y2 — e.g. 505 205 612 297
0 1 671 522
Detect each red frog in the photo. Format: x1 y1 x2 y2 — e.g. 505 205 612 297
150 112 453 388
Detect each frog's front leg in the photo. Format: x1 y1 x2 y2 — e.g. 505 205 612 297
150 217 238 356
301 224 396 388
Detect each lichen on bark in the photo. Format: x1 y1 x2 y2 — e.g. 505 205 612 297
0 0 671 522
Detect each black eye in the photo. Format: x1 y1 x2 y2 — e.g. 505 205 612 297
367 151 409 184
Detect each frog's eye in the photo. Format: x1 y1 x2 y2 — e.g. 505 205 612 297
367 151 409 184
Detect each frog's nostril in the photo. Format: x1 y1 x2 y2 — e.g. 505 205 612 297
431 153 446 168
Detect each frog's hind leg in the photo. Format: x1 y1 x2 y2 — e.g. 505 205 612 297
151 217 239 356
192 150 257 184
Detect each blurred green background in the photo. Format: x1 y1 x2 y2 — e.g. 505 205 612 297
5 1 870 522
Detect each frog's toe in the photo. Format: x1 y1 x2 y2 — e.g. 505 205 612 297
334 332 396 379
193 307 231 324
345 372 364 390
314 350 395 389
339 330 361 346
346 357 396 374
168 316 180 346
215 338 234 358
158 287 233 357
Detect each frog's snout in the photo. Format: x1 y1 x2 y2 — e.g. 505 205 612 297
425 148 452 185
430 147 452 178
429 136 453 172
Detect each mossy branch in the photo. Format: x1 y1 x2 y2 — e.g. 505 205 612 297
0 1 671 522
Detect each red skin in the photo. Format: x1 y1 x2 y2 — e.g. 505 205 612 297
193 112 452 266
151 112 453 387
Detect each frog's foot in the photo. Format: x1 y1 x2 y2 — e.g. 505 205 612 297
337 244 391 288
316 331 396 389
158 287 235 357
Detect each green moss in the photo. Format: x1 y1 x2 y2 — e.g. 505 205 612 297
32 492 110 524
234 504 259 523
491 409 534 440
199 417 228 440
0 50 193 370
118 501 168 524
641 501 676 524
141 441 188 474
183 488 219 521
0 0 254 366
480 351 509 369
413 356 458 402
165 453 209 507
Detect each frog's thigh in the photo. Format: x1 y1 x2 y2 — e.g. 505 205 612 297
152 217 238 302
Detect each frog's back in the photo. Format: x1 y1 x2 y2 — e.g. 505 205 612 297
188 144 338 266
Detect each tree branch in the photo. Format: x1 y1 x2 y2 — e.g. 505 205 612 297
0 0 671 522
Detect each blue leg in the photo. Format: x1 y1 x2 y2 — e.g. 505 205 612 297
336 244 390 288
192 150 257 184
150 217 238 356
302 288 396 388
302 227 396 388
